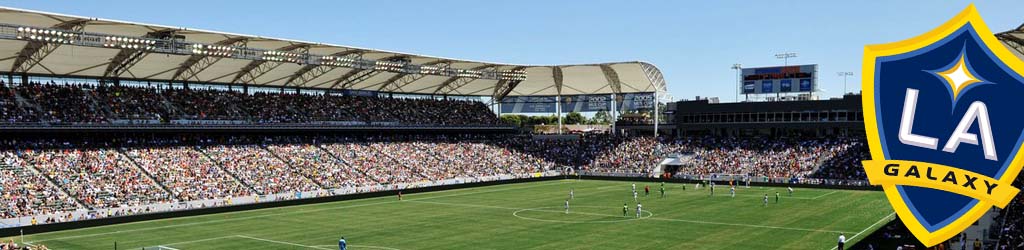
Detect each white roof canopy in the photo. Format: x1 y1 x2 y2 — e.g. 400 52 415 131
999 23 1024 60
0 6 667 100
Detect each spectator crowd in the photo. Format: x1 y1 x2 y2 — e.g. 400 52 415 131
0 81 501 126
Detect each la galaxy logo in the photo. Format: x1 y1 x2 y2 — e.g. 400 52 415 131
863 4 1024 246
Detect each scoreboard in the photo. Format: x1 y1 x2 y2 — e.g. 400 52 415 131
741 64 817 94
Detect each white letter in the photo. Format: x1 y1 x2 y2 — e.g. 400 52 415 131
943 101 998 161
899 88 939 150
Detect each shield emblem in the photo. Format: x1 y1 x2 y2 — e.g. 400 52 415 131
863 5 1024 246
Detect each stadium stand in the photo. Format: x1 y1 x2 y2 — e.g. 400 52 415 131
0 82 503 126
0 134 882 221
123 146 253 201
18 148 171 209
0 152 79 219
203 143 320 195
994 177 1024 249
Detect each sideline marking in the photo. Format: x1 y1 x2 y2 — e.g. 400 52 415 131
828 212 896 250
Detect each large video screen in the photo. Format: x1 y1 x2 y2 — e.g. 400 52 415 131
740 64 817 94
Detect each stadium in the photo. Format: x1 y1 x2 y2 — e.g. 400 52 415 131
0 3 1020 250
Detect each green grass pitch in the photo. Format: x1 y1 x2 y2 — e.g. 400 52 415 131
7 180 894 250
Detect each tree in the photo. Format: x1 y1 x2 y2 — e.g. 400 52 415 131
590 110 612 125
500 114 522 127
564 112 586 125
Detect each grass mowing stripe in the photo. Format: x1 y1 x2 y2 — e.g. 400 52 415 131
18 180 890 250
236 235 332 249
410 199 856 233
28 180 571 243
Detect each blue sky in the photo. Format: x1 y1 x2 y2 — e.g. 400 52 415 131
4 1 1023 102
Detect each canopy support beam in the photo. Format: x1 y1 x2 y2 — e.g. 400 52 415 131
172 37 249 82
11 19 89 73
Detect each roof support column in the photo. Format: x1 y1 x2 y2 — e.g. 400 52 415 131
556 94 562 135
553 66 564 135
610 93 616 134
654 91 659 138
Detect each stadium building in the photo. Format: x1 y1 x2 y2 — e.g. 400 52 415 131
0 5 1019 250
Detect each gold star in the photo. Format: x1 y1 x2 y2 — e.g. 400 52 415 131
936 55 981 100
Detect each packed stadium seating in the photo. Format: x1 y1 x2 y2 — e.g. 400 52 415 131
994 177 1024 249
203 144 320 195
0 134 886 220
123 146 253 201
18 148 171 209
662 136 867 179
0 152 79 219
0 82 501 126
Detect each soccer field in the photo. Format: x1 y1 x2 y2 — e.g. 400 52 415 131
7 180 894 250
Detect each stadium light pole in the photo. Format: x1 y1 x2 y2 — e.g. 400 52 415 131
731 64 742 102
775 52 798 66
837 71 854 95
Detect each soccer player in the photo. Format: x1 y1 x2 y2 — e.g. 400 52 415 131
632 183 636 193
660 185 665 198
633 190 638 202
763 194 769 207
339 237 347 250
837 233 846 250
775 192 780 203
709 183 715 196
788 186 794 196
564 199 570 214
569 188 574 200
636 203 643 218
730 186 736 198
644 185 650 197
623 203 628 217
398 191 403 201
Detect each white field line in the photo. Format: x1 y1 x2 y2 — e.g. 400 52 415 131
30 180 571 243
827 212 896 250
236 235 333 250
410 199 857 234
160 235 237 247
812 190 840 200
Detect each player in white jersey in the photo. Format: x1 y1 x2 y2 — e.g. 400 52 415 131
564 199 570 214
633 190 638 202
763 194 769 207
569 188 574 200
632 183 636 193
788 186 794 196
730 186 736 198
636 203 643 218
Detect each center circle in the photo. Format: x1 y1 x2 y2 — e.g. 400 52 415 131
512 205 653 223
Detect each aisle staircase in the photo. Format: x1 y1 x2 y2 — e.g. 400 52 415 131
196 146 260 195
116 148 176 199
